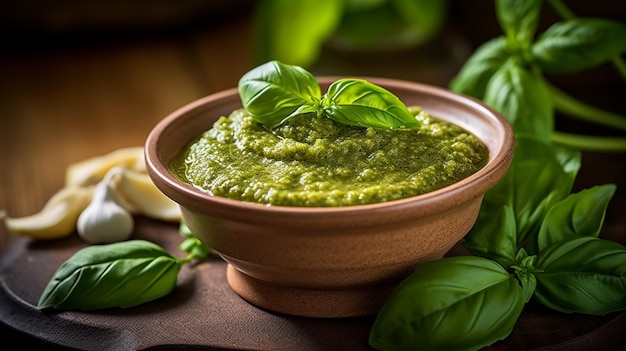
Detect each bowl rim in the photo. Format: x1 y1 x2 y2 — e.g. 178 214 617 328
145 77 514 222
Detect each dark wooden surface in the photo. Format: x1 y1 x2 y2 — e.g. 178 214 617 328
1 2 625 350
1 217 625 350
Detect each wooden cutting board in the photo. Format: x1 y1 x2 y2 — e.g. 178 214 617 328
1 216 624 350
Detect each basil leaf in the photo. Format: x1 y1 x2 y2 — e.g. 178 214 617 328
532 18 626 74
369 256 525 350
464 203 519 268
552 143 582 182
38 240 182 310
537 184 617 251
535 236 626 315
449 36 509 99
323 78 419 129
484 59 553 142
252 0 342 67
238 60 321 128
480 136 574 249
495 0 542 47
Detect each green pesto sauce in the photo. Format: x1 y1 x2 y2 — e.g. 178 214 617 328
171 107 488 207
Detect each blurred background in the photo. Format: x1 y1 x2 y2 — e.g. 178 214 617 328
0 0 625 250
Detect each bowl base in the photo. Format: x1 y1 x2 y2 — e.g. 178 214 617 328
226 264 396 318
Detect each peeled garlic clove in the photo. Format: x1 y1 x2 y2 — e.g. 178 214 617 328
116 168 181 222
2 186 94 240
65 147 145 187
77 168 134 244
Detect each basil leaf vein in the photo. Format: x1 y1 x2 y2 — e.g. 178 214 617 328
537 184 617 251
484 59 553 141
323 78 419 129
238 60 321 128
535 236 626 315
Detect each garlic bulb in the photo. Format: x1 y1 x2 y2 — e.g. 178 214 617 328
77 167 134 244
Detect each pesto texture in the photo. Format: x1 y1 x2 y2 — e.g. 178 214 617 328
172 107 488 206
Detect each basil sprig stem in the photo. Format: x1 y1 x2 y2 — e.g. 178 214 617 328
552 132 626 153
238 60 419 130
543 78 626 132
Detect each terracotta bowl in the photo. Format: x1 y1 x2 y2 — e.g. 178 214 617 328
145 77 514 318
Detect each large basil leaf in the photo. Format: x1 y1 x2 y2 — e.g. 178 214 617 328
464 203 519 268
484 59 553 142
534 236 626 315
495 0 542 48
252 0 342 67
532 18 626 74
479 136 575 250
38 240 182 310
323 78 419 129
369 256 525 351
449 36 509 99
537 184 617 251
238 60 321 128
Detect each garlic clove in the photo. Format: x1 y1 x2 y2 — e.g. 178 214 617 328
65 147 145 187
77 167 134 244
115 169 181 222
2 186 94 240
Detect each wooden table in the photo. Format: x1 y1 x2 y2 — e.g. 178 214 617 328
1 3 625 350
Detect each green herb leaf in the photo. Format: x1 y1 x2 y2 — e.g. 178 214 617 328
532 18 626 74
38 240 182 310
369 256 525 350
449 36 509 99
535 236 626 315
495 0 542 48
537 184 617 251
469 136 578 252
322 78 419 129
484 59 553 141
463 203 519 268
238 60 321 128
552 142 583 179
238 61 419 130
179 221 210 260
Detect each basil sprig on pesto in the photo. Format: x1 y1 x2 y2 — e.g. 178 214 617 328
238 60 419 129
